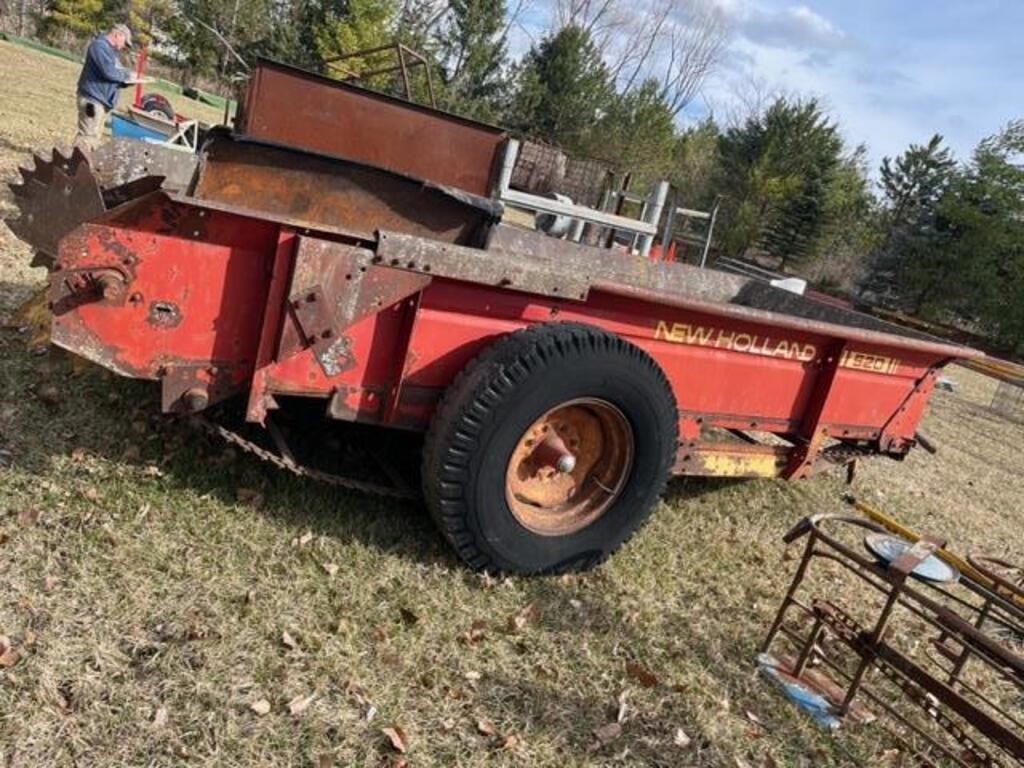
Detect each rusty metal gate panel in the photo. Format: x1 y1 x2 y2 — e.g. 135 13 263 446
237 59 506 197
192 135 496 245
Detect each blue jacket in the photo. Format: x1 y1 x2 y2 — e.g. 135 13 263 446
77 35 130 109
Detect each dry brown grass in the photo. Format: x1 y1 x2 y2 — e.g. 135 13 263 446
1 39 1023 768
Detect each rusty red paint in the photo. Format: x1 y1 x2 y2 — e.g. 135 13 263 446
48 190 971 478
238 60 506 197
193 136 495 245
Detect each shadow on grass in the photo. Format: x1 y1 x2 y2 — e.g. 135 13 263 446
0 327 869 765
0 327 454 569
1 319 751 581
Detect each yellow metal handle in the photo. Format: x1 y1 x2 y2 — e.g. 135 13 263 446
844 495 1024 609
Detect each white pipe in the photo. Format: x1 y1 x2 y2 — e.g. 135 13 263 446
638 181 669 258
500 189 658 236
496 138 519 197
699 201 720 268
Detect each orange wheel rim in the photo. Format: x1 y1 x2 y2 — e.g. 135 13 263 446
505 398 634 536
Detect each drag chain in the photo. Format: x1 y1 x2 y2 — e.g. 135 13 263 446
189 415 420 501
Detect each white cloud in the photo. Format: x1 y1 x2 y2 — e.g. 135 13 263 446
717 2 847 51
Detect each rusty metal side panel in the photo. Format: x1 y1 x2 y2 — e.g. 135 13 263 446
193 137 492 245
237 59 506 196
487 224 980 361
247 230 299 424
383 281 950 451
50 193 280 413
280 237 432 379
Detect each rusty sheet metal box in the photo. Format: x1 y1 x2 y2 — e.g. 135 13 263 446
237 60 506 197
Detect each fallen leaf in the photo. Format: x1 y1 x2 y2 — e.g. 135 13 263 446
82 487 100 501
502 734 520 750
44 574 61 592
295 531 314 547
322 562 339 577
382 725 408 754
588 722 622 751
23 630 36 647
735 758 755 768
460 620 488 645
250 698 271 716
673 727 692 748
71 447 88 462
142 464 163 477
16 508 39 527
625 661 659 688
153 706 168 727
288 693 315 715
365 705 377 722
317 754 333 768
0 636 21 668
464 670 481 682
745 711 764 728
506 602 540 633
476 718 496 736
281 630 298 650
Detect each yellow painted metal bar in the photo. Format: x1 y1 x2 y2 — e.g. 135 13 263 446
845 495 1024 609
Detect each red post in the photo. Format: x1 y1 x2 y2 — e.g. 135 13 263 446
133 46 148 109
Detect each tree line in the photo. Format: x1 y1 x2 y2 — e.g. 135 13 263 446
2 0 1021 352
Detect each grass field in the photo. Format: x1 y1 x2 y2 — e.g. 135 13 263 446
1 39 1022 768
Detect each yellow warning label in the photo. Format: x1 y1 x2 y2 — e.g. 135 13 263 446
654 320 817 362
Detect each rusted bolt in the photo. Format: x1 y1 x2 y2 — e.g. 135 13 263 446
182 388 209 412
94 271 125 301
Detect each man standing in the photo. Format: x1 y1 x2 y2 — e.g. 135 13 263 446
74 24 148 152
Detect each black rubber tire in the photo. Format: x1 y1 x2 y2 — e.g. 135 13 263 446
422 322 678 574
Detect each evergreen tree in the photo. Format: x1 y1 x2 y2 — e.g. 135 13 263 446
315 0 395 84
717 97 842 268
508 25 613 152
38 0 105 45
671 118 721 212
584 79 676 182
436 0 507 120
921 122 1024 347
862 134 957 309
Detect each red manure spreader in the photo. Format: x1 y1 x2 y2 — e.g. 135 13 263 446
6 60 981 574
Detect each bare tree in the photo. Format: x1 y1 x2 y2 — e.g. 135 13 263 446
657 0 730 115
550 0 732 117
554 0 633 54
721 73 791 128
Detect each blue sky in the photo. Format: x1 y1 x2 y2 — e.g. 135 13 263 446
511 0 1023 172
